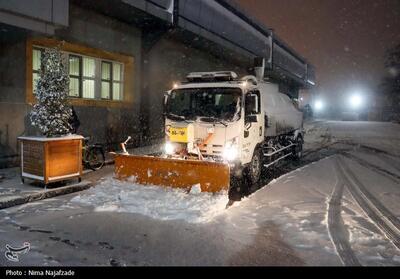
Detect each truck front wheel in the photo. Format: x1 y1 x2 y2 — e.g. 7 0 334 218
246 148 262 186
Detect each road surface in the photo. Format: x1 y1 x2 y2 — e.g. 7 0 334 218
1 121 400 266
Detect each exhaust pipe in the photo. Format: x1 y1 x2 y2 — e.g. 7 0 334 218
254 57 265 82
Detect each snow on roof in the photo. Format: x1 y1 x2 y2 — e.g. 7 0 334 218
18 135 84 141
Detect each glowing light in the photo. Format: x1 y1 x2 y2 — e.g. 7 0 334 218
314 100 324 111
223 145 238 161
165 142 174 155
223 138 239 161
173 83 179 89
350 94 363 109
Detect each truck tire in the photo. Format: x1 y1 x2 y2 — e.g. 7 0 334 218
246 148 262 186
292 136 303 161
228 176 244 201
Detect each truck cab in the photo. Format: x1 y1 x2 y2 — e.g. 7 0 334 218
164 72 263 177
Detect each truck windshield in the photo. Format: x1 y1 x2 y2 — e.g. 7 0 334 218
166 88 242 122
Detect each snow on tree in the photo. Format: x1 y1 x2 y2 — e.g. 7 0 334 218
30 47 73 137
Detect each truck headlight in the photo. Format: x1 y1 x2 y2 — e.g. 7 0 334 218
165 142 175 155
223 138 239 161
223 145 239 161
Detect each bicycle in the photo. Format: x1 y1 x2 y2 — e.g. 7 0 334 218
82 137 105 171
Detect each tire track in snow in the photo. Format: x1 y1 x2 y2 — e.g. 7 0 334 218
327 159 361 266
358 144 400 160
336 156 400 250
342 153 400 183
379 154 400 173
303 142 340 157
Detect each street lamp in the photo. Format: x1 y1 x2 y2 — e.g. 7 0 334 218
314 100 324 112
349 94 363 110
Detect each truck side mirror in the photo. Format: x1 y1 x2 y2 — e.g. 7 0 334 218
245 115 258 123
245 94 259 115
163 92 170 114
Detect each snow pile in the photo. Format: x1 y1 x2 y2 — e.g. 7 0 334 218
70 177 229 224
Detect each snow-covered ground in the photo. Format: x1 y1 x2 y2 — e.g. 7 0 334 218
63 121 400 265
304 120 400 156
71 178 229 224
1 120 400 266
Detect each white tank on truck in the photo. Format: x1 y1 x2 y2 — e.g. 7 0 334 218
259 82 303 137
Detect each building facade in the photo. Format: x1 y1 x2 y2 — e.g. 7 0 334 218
0 0 315 168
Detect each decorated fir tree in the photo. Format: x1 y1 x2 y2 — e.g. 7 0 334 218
30 47 73 137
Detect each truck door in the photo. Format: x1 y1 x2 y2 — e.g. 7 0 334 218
242 90 264 164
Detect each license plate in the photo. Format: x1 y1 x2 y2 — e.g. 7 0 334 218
169 127 188 143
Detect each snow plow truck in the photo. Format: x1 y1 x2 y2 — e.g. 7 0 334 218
114 71 304 196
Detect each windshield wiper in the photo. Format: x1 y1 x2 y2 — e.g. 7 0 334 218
165 113 191 123
199 116 228 127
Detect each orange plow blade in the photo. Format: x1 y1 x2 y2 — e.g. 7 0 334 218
114 154 230 193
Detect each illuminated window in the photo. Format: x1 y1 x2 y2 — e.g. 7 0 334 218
82 57 95 99
32 48 42 95
32 46 125 102
101 61 111 99
101 61 124 101
69 55 81 97
113 63 123 101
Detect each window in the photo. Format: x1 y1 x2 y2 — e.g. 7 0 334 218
32 46 124 101
101 62 111 99
167 88 241 121
113 63 123 101
69 55 81 97
82 57 95 99
32 48 42 94
101 61 124 100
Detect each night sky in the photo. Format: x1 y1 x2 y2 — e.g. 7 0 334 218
235 0 400 104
